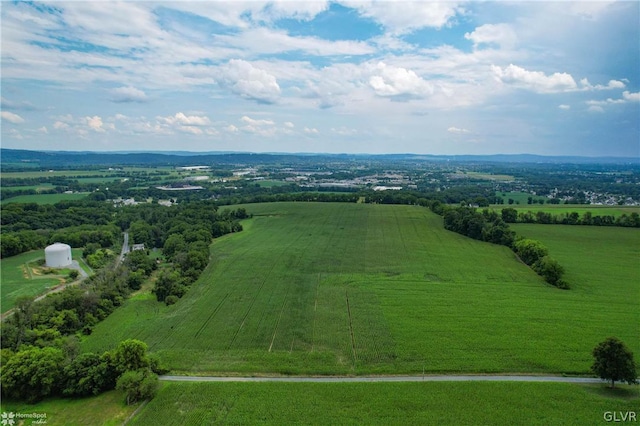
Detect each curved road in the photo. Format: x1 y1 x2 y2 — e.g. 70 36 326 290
159 375 604 384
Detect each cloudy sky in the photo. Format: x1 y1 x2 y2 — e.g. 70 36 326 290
1 1 638 156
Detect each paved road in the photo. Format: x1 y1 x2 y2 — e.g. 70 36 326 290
117 232 130 266
159 375 604 384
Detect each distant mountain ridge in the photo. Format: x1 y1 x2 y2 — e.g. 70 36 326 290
1 148 638 167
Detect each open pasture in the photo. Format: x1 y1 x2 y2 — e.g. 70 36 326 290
1 183 55 192
0 248 87 312
1 170 116 179
130 381 639 425
82 202 639 375
491 203 640 217
0 390 140 426
462 171 515 181
0 251 63 312
1 192 89 205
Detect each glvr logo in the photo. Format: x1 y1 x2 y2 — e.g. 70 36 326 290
604 412 638 422
1 412 15 426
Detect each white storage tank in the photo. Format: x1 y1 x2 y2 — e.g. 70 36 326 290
45 243 72 268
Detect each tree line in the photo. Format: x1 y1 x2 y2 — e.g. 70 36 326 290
436 205 569 289
501 208 640 227
1 338 163 404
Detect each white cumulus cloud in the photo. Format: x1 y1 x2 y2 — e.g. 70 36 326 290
623 91 640 102
580 78 626 91
447 126 471 134
558 104 571 110
369 62 433 98
585 91 640 111
348 1 464 34
1 111 25 123
465 24 517 48
85 116 105 132
218 59 281 104
492 64 577 93
110 86 148 103
241 116 275 126
159 112 211 126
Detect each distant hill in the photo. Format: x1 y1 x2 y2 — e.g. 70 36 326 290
1 148 638 168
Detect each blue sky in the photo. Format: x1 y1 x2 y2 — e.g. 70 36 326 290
1 1 638 156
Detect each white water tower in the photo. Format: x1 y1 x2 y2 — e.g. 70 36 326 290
45 243 72 268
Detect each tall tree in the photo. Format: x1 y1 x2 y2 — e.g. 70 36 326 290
592 337 638 388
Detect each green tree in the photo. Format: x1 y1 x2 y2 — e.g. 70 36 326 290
501 207 518 223
116 370 159 405
532 256 566 288
1 346 66 402
592 337 638 388
62 352 116 397
513 239 549 266
162 233 186 259
112 339 150 374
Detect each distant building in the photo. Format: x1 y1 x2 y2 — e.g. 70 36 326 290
131 244 146 251
45 243 72 268
373 186 402 191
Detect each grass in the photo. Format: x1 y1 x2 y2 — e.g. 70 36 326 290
462 171 515 181
0 249 88 313
1 193 89 205
491 203 640 217
1 251 62 313
81 203 639 376
255 179 289 188
0 390 141 426
1 170 118 179
512 223 640 304
130 381 639 425
1 183 55 192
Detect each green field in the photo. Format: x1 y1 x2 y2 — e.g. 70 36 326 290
1 193 89 205
0 251 63 313
1 170 118 179
256 179 289 188
0 390 140 426
81 202 639 375
463 171 515 181
1 183 55 192
491 203 640 217
130 381 639 425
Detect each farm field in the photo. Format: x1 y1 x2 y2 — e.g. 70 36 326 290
0 248 88 313
1 183 55 192
1 192 89 205
459 171 515 181
1 251 62 313
490 203 640 217
81 202 639 375
0 390 140 426
130 381 639 425
256 179 290 188
512 223 640 304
